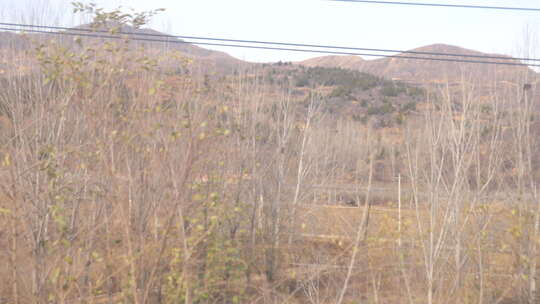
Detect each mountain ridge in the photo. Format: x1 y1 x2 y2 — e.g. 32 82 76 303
0 24 247 73
0 25 536 86
299 44 536 86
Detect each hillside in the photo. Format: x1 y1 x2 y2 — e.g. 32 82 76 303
259 63 424 127
300 44 537 87
0 24 247 73
299 55 364 69
0 25 428 128
0 32 31 49
3 7 540 303
3 26 535 87
75 24 242 64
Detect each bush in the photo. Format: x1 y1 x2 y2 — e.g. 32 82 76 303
367 103 395 115
329 86 351 98
295 77 309 87
407 86 425 97
381 83 405 97
361 99 369 107
401 101 417 112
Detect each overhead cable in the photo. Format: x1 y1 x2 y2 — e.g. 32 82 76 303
328 0 540 12
0 26 538 67
2 22 539 63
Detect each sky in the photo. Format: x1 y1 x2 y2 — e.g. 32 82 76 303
1 0 540 63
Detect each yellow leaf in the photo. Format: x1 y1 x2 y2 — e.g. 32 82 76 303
290 270 296 279
192 194 204 201
2 153 10 167
50 268 60 284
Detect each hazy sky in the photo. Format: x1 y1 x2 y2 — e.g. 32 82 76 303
2 0 540 62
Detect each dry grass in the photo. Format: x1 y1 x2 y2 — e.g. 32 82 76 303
0 6 539 304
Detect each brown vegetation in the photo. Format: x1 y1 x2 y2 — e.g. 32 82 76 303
1 5 540 304
300 44 536 89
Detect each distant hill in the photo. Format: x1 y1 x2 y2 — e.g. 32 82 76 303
0 32 32 49
0 24 247 73
300 44 536 87
3 26 534 86
257 63 425 128
2 25 537 100
300 55 365 70
75 24 242 64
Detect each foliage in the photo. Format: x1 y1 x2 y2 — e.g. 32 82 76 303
381 82 405 97
367 103 395 115
293 66 380 90
0 3 539 304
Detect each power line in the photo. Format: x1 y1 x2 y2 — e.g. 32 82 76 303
2 26 536 67
2 22 539 63
328 0 540 12
1 26 539 67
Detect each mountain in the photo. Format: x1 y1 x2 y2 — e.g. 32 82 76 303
75 24 243 64
2 25 536 90
300 44 536 87
300 55 364 70
0 32 32 49
0 24 247 73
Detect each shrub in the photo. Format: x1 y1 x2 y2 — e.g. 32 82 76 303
361 99 369 107
367 103 394 115
329 86 351 98
407 86 425 97
295 76 309 87
401 101 417 112
381 83 405 97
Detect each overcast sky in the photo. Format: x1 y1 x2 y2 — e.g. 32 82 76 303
2 0 540 62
